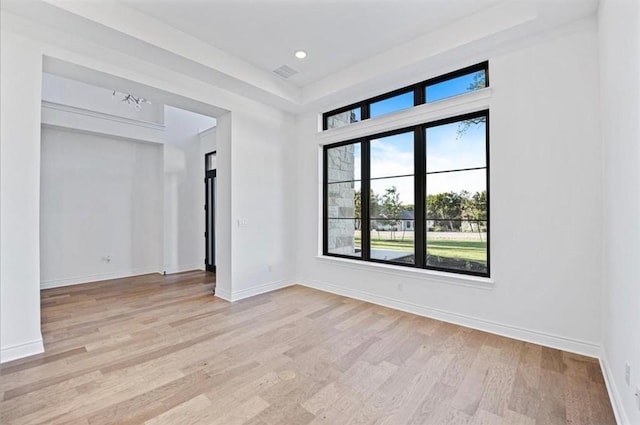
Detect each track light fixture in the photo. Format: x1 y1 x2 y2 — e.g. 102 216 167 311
112 91 150 110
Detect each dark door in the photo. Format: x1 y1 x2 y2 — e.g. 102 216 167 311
205 152 216 273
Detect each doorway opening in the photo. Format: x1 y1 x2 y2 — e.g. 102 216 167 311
39 57 224 298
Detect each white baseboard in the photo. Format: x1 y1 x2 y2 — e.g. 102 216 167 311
163 264 204 275
216 278 295 303
600 351 631 425
1 336 44 363
215 287 232 302
230 279 295 301
297 278 601 358
40 267 160 289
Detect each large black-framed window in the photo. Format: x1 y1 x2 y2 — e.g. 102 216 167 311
323 110 490 277
323 62 488 130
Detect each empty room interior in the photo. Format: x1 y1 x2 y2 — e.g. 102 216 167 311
0 0 638 424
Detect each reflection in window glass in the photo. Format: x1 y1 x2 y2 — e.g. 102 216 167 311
327 143 361 182
370 132 413 179
426 118 486 173
426 70 487 103
370 91 413 118
326 108 361 129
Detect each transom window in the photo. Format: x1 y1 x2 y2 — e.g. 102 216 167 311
323 110 489 277
323 62 488 130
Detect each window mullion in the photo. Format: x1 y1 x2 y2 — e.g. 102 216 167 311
414 127 426 267
361 101 370 121
361 140 371 260
414 84 425 106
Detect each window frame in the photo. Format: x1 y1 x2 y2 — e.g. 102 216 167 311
322 110 490 278
323 140 364 259
322 61 489 131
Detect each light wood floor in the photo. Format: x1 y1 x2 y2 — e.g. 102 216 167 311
0 271 615 425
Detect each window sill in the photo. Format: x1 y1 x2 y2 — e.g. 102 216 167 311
316 255 494 290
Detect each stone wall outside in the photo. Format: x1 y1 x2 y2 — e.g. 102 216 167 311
327 144 356 255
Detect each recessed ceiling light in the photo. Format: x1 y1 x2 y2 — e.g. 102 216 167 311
295 50 307 59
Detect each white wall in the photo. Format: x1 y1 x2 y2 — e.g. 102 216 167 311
220 107 297 300
40 127 163 288
196 107 299 303
162 139 206 274
296 19 603 356
599 0 640 423
200 128 217 156
41 103 166 145
0 31 44 362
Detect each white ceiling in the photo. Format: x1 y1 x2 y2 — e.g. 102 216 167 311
122 0 502 87
2 0 599 113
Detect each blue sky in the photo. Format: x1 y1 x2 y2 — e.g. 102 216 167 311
371 92 413 118
426 72 483 103
426 120 486 173
370 121 486 204
368 70 484 117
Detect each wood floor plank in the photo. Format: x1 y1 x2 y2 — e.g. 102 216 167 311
478 361 518 416
144 394 212 425
450 345 493 416
0 272 615 425
536 369 567 425
407 381 458 424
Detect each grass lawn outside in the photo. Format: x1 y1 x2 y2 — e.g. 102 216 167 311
354 230 487 264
